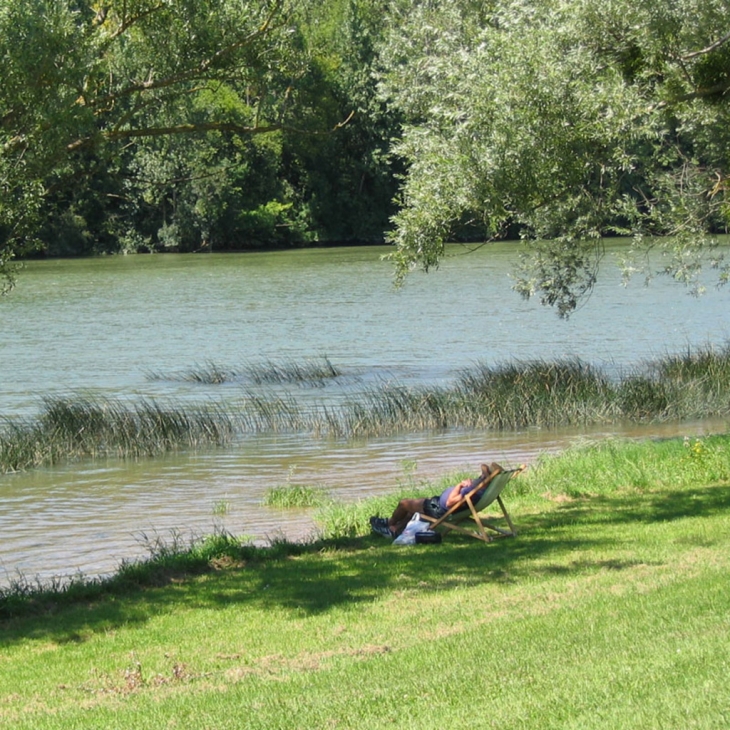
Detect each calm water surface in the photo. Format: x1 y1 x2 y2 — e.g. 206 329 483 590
1 243 728 585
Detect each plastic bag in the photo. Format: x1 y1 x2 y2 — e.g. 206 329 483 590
393 513 433 545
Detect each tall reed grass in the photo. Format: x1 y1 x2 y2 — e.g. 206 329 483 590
2 346 730 474
243 356 340 386
146 356 341 387
0 397 238 473
145 361 235 384
455 359 618 428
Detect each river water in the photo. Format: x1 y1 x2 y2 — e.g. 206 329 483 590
1 243 729 586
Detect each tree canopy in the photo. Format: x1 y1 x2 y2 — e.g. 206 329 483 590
0 0 398 289
0 1 273 282
382 0 730 315
2 0 730 314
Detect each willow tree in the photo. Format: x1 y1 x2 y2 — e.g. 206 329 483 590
0 0 312 291
381 0 730 316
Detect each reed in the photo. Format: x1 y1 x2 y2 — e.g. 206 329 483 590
0 397 239 473
3 345 730 474
649 342 730 386
39 397 238 455
145 361 237 384
336 383 456 436
0 419 63 473
242 356 341 386
145 356 340 387
616 344 730 422
261 483 331 508
236 391 309 432
455 359 618 429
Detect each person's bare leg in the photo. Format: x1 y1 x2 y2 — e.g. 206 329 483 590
389 498 426 536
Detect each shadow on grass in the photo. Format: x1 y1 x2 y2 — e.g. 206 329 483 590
2 483 729 647
538 481 730 531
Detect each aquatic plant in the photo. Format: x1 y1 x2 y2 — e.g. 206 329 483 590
261 483 331 508
336 383 455 436
145 356 341 387
236 391 308 432
211 499 232 516
3 344 730 474
0 397 239 473
615 374 674 420
649 342 730 386
242 356 341 386
0 418 58 473
455 359 618 429
145 361 237 384
38 397 238 455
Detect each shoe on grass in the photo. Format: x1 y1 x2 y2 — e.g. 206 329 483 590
369 516 392 538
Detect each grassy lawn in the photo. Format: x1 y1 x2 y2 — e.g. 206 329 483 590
1 437 730 728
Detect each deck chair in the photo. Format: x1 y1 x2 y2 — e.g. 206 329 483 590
421 462 526 542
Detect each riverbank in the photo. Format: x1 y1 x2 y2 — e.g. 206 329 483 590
3 430 729 610
2 434 728 728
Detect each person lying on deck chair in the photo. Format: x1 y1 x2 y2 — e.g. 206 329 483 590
370 463 495 538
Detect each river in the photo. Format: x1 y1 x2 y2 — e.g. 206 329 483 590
1 242 728 586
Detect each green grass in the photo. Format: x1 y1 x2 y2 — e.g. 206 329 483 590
0 397 238 473
513 432 730 497
4 343 730 474
1 435 729 728
261 483 331 508
145 356 341 386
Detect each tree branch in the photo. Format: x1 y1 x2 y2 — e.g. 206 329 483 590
66 111 354 151
682 31 730 61
650 81 730 111
109 4 166 42
66 122 279 151
89 0 287 110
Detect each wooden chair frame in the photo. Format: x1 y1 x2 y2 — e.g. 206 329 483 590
421 464 526 543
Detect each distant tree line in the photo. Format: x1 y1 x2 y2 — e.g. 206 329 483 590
0 1 401 276
2 0 729 314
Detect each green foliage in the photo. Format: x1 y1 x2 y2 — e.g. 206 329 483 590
0 0 325 279
279 0 402 241
0 0 401 285
4 344 730 473
3 0 730 311
382 0 730 315
262 483 331 508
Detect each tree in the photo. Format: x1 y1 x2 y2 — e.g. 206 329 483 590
0 0 310 291
381 0 730 316
279 0 402 242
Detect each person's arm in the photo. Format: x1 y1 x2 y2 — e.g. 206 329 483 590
444 479 473 508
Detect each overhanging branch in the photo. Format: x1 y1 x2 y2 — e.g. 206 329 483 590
682 31 730 61
650 81 730 111
66 111 354 151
